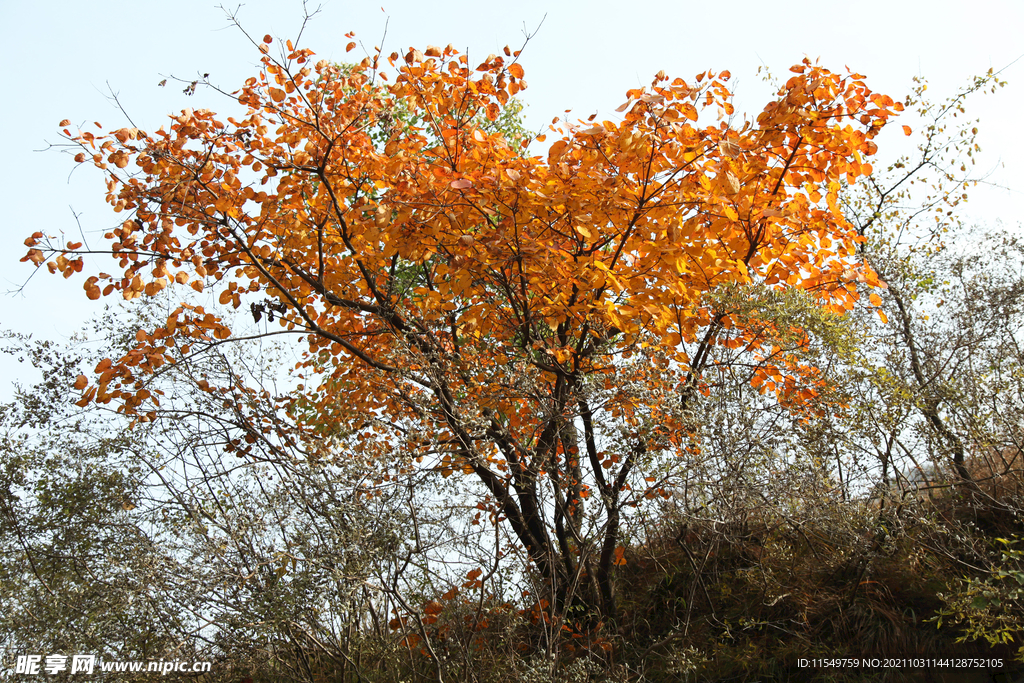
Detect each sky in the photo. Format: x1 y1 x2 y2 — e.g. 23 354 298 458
1 0 1021 387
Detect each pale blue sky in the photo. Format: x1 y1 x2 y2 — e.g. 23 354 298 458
1 0 1021 373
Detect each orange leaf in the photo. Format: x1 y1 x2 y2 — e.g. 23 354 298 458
508 63 524 79
902 125 912 136
548 140 569 162
73 375 89 390
84 277 101 300
346 41 356 52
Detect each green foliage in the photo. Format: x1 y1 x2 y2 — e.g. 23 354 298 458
934 537 1024 660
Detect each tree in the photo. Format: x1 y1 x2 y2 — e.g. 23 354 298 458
0 329 180 667
25 35 903 626
0 307 431 683
836 69 1019 500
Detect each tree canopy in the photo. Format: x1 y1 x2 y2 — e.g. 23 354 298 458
24 34 921 627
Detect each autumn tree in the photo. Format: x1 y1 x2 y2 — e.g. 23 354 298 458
25 33 903 626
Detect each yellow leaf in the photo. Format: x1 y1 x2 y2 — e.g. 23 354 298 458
723 171 740 194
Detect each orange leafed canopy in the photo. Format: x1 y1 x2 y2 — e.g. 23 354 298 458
28 43 899 438
26 42 897 603
35 49 890 406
